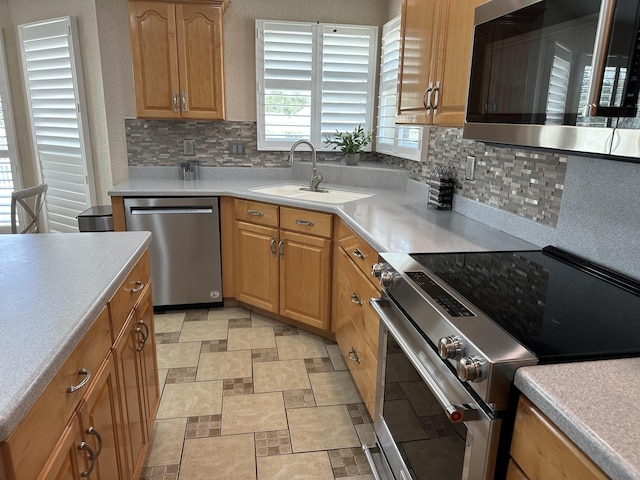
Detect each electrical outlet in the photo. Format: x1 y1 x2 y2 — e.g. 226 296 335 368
466 156 475 180
230 142 246 155
183 139 195 156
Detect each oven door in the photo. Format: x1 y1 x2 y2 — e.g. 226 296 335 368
367 295 501 480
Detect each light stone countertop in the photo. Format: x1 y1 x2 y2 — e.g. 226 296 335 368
515 361 640 480
0 231 152 441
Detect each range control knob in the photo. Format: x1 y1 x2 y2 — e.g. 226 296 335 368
371 263 384 278
457 356 483 382
438 336 464 360
379 271 397 288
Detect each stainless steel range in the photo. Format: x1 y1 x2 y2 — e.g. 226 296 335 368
364 247 640 480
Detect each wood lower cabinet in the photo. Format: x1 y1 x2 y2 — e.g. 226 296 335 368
509 395 608 480
0 252 156 480
233 200 333 330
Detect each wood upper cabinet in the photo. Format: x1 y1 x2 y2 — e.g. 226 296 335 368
128 0 227 119
397 0 487 126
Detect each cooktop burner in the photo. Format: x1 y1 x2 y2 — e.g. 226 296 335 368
409 247 640 362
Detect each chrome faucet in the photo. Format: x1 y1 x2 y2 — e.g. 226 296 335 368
288 140 324 192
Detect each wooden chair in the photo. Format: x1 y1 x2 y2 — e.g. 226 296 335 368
11 184 48 234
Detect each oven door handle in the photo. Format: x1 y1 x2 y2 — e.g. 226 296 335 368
370 298 478 423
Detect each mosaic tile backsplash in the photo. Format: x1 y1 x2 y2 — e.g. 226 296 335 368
125 119 566 227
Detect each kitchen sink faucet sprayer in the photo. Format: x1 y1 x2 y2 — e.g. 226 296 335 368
288 140 325 192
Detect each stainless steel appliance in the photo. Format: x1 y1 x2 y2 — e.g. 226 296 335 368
365 247 640 479
464 0 640 158
124 197 223 309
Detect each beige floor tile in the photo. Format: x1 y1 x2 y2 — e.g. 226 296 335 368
221 392 287 435
355 423 376 445
250 312 285 327
179 319 228 342
145 417 186 466
253 359 311 393
342 476 375 480
257 451 333 480
207 306 251 321
156 342 201 369
288 405 360 452
309 371 362 405
154 312 185 333
276 334 328 360
196 350 252 381
179 434 255 480
158 368 168 395
228 326 276 350
326 344 349 371
156 381 223 419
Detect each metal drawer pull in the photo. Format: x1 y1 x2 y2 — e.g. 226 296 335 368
79 441 97 477
352 248 365 260
172 92 179 112
67 368 91 393
351 293 363 306
279 237 284 259
348 347 361 364
270 236 277 257
125 280 145 293
295 219 314 227
182 91 187 112
85 426 103 457
247 209 264 217
433 81 440 116
136 320 150 351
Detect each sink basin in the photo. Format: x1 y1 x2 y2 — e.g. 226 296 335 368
250 184 372 204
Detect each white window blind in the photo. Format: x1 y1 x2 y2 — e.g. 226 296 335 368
19 16 95 233
375 16 425 161
0 31 22 233
256 20 378 150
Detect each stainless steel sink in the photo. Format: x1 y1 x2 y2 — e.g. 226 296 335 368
250 184 372 204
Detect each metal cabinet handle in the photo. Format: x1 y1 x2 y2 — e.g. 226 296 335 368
173 92 179 112
295 219 314 227
78 441 97 477
135 320 150 351
182 91 187 112
270 236 277 257
351 293 363 306
125 280 145 293
433 81 440 116
247 209 264 217
279 237 284 259
424 82 434 113
352 248 365 260
67 368 91 393
85 426 103 457
348 347 361 364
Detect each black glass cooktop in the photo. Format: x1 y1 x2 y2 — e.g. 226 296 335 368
410 247 640 362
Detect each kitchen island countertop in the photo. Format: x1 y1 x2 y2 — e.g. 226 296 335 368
0 231 152 441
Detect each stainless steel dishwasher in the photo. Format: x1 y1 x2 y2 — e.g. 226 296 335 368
124 197 223 309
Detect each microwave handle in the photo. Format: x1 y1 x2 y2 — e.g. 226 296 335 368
583 0 617 116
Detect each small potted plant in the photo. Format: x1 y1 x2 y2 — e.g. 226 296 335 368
324 124 372 165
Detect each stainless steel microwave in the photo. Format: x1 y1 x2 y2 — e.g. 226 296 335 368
463 0 640 159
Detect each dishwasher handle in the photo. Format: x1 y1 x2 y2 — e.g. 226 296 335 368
129 206 214 215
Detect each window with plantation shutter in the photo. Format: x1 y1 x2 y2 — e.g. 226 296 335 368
0 32 22 233
256 20 377 150
19 16 95 233
376 16 425 161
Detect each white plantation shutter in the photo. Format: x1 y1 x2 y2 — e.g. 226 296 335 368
0 32 22 233
375 16 424 161
256 20 377 150
19 16 95 233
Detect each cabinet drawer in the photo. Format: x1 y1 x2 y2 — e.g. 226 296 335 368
2 307 111 480
108 250 151 339
234 199 279 227
337 220 378 280
280 206 332 238
510 396 608 480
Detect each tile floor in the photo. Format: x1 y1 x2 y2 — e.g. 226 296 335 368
141 307 375 480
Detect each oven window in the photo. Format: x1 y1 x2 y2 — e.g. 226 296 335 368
383 337 467 479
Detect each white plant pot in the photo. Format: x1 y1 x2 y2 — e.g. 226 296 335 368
344 153 360 166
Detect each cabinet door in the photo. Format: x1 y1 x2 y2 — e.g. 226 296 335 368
433 0 488 126
279 230 331 330
77 354 124 480
129 1 180 118
37 418 84 480
397 0 442 123
235 220 279 313
135 284 160 430
113 312 148 479
176 3 225 119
